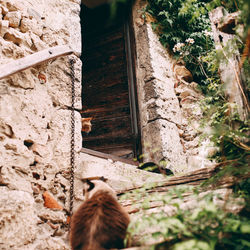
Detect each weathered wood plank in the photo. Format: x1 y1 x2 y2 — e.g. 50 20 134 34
84 32 124 50
82 135 134 154
81 147 139 166
84 92 129 106
83 77 128 93
83 61 126 79
0 45 74 80
84 51 126 71
118 161 250 195
81 105 130 120
83 69 127 83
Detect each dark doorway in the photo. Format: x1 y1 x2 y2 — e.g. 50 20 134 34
80 3 140 160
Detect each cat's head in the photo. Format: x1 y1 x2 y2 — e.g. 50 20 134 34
81 117 92 133
82 177 116 200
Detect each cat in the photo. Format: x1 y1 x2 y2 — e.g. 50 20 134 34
70 178 130 250
81 117 92 133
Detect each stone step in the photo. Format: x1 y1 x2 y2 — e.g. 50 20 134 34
75 152 166 194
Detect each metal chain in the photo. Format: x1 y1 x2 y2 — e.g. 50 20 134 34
69 58 76 222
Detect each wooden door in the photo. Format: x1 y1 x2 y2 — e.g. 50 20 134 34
80 4 140 159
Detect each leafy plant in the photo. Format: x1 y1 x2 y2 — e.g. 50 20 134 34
146 0 214 84
123 185 250 249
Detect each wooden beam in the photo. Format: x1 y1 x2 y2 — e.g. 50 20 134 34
81 147 139 166
0 45 74 80
118 161 250 194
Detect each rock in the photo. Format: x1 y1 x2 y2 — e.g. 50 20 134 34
20 17 43 36
0 20 10 36
31 183 40 194
1 137 35 168
30 143 50 158
0 188 38 248
0 37 26 59
190 81 202 93
0 120 13 137
77 152 166 197
181 102 203 117
4 0 28 12
142 119 187 172
135 17 144 26
0 166 33 193
144 79 182 125
184 138 199 149
174 64 193 83
0 0 81 249
29 33 47 51
29 237 69 250
179 88 201 100
187 155 214 170
4 11 21 28
1 5 9 15
218 11 239 34
3 28 23 45
180 96 198 105
47 56 82 109
38 209 66 224
7 68 35 89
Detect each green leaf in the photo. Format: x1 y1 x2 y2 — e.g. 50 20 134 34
172 239 212 250
240 223 250 234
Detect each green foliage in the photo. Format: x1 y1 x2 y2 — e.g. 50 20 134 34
123 185 250 249
206 0 241 12
132 1 250 249
146 0 214 84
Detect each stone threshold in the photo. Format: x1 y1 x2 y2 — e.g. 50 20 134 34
76 151 166 195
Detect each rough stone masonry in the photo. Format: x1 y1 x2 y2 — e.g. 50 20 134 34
0 0 82 249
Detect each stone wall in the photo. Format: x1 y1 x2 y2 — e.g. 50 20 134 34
0 1 82 249
132 0 215 173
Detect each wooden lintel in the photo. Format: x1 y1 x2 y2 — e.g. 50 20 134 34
0 45 74 80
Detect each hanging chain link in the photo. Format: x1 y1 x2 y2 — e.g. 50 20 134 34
69 58 76 222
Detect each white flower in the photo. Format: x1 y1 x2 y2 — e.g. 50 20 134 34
173 42 185 52
204 30 213 37
186 38 195 44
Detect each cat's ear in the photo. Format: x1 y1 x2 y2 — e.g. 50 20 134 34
82 117 92 122
100 176 108 182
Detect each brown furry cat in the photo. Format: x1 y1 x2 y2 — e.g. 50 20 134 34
81 117 92 133
70 179 130 250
